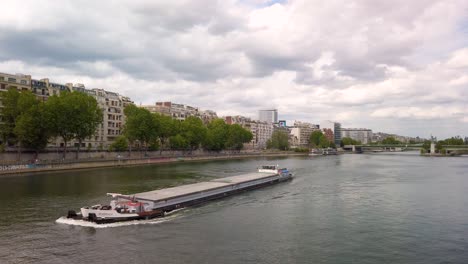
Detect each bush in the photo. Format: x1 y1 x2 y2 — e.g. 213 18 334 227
294 147 309 153
109 136 128 152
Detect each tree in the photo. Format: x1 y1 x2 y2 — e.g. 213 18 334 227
267 130 289 150
381 137 401 145
45 93 77 159
69 92 103 159
203 119 229 151
123 105 159 154
0 89 48 159
109 135 128 152
156 114 176 152
169 134 188 150
180 116 207 152
14 101 51 158
45 91 103 159
319 136 330 148
0 88 21 147
309 130 324 147
226 124 253 151
341 137 361 146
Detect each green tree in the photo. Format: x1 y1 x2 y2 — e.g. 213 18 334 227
203 118 229 151
14 100 51 158
309 130 324 147
267 130 289 150
169 134 188 150
381 137 401 145
341 137 361 146
319 136 330 148
123 105 159 154
180 116 207 152
45 93 77 159
45 91 103 159
109 135 128 152
0 88 21 147
439 137 464 145
226 124 253 151
69 92 103 159
1 90 51 159
156 114 176 152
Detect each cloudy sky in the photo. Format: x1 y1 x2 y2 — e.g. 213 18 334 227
0 0 467 139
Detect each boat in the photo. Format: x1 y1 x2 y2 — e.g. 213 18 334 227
65 165 292 224
309 148 338 156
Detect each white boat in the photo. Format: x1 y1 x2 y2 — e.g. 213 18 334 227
66 165 292 224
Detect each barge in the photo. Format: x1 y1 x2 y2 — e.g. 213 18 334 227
66 165 292 224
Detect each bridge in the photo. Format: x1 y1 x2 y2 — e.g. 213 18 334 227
343 144 468 155
343 144 423 153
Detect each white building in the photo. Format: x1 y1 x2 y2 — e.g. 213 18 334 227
225 115 273 149
341 128 373 144
143 101 218 124
289 121 319 148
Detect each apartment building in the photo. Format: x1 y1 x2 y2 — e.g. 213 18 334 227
142 101 218 124
0 71 133 149
289 121 319 148
341 128 373 144
224 115 273 149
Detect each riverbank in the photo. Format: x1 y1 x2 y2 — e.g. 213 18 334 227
0 152 307 175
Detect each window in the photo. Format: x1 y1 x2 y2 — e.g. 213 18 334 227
20 80 27 84
8 78 16 82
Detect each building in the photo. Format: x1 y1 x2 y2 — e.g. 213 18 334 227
258 109 278 124
1 71 133 149
320 120 342 146
289 121 319 148
341 128 373 144
224 115 273 149
143 102 218 124
82 88 133 149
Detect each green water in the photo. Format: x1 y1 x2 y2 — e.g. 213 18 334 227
0 154 467 263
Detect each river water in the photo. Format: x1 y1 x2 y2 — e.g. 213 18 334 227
0 153 467 264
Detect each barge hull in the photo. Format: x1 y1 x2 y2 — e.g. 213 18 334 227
158 175 291 212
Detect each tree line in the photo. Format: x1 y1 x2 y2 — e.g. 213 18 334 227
0 89 254 159
111 105 253 154
0 88 102 159
421 136 467 154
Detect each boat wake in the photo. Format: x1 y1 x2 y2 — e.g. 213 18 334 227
55 209 183 228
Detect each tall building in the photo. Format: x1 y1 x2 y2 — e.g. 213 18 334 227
258 109 278 124
320 120 342 146
341 128 373 144
289 121 319 148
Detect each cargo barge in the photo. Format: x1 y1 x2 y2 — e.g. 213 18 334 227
66 165 292 224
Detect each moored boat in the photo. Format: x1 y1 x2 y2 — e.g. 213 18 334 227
65 165 292 224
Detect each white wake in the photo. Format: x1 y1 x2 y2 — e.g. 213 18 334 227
55 209 183 228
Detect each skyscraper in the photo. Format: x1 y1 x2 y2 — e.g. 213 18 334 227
258 109 278 124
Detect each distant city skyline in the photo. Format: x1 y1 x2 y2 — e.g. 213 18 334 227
0 0 467 139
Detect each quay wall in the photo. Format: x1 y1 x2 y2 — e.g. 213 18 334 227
0 151 306 175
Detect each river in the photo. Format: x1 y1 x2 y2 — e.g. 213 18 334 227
0 153 467 263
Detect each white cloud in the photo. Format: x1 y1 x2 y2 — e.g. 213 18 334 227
0 0 467 138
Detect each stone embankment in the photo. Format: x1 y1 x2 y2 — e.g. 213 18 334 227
0 152 307 175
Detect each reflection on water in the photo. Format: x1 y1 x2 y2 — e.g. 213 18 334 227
1 154 468 264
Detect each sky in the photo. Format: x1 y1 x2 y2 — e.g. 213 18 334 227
0 0 467 139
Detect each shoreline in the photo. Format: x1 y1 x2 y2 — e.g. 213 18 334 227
0 152 308 176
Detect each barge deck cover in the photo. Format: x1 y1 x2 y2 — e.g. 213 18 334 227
133 172 277 202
